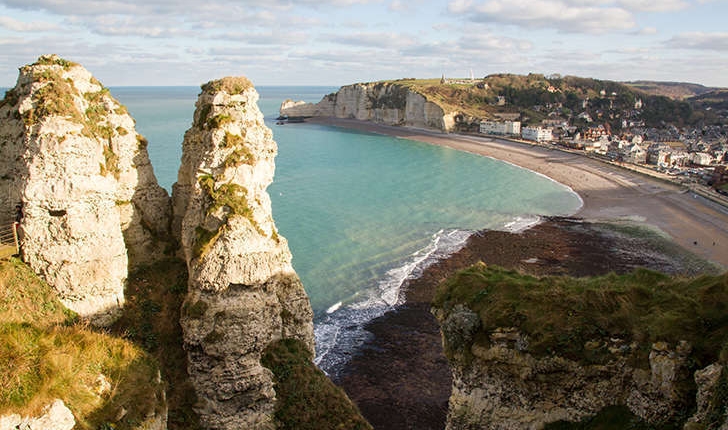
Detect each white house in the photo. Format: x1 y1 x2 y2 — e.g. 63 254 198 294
691 152 714 166
480 121 521 136
522 127 553 142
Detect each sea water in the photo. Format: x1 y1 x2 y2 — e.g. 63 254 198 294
113 86 583 375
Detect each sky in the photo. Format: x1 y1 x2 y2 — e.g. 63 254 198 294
1 0 728 88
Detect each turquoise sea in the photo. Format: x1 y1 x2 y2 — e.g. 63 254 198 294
111 86 582 374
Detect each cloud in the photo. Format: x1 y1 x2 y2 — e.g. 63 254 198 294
636 26 657 35
318 32 413 48
616 0 689 12
447 0 637 33
0 15 59 31
665 32 728 51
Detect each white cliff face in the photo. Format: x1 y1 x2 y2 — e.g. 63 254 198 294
0 55 171 326
173 77 314 430
435 305 726 430
279 82 457 132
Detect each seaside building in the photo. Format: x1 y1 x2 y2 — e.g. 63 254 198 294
522 127 553 143
691 152 714 166
480 121 521 136
623 143 647 164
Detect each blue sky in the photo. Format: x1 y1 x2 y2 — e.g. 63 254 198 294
1 0 727 88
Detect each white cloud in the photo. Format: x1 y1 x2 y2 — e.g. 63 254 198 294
617 0 689 12
447 0 636 33
318 32 413 48
666 32 728 51
0 15 58 31
637 26 658 35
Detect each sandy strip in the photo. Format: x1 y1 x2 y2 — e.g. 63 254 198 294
306 117 728 268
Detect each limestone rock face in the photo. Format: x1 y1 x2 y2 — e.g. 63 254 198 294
279 82 456 131
0 55 171 326
173 77 314 429
0 399 75 430
435 304 711 430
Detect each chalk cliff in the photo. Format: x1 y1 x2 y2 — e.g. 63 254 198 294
0 55 171 326
280 82 457 131
172 77 314 429
433 265 728 430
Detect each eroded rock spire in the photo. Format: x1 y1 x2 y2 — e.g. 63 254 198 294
172 77 314 429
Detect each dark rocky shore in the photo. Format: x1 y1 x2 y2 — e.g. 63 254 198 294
333 217 720 430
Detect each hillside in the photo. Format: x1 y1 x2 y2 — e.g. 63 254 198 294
380 74 726 130
625 80 718 100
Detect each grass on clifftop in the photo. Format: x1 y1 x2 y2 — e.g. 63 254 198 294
0 258 165 429
201 77 253 95
262 338 372 430
433 263 728 367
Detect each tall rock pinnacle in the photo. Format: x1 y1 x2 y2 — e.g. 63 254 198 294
173 77 314 429
0 55 171 325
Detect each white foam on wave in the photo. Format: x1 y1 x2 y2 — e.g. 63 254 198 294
313 228 474 375
503 215 542 233
326 301 342 314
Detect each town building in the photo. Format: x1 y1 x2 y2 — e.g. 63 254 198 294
691 152 714 166
522 127 553 142
480 121 521 136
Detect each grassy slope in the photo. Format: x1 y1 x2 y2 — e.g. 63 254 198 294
434 264 728 366
0 258 165 429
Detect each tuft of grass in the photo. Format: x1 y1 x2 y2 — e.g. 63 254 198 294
102 144 120 179
206 113 232 129
192 225 223 260
0 258 165 429
262 338 372 430
434 264 728 367
221 132 255 168
201 77 253 95
22 73 82 127
198 175 253 219
32 55 78 70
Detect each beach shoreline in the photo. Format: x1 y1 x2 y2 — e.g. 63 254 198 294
308 116 728 268
302 116 728 430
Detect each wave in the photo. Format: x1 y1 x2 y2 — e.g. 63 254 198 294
313 227 474 376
